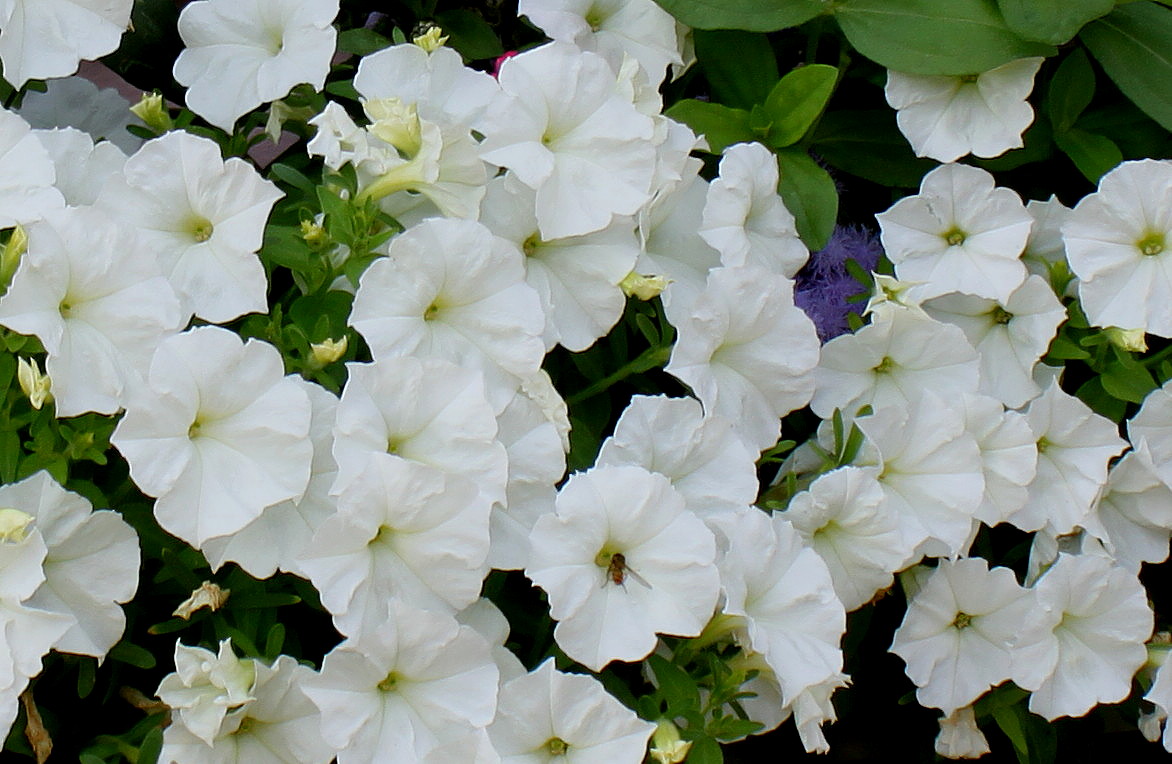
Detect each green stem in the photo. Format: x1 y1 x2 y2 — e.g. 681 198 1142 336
565 345 671 406
1142 342 1172 368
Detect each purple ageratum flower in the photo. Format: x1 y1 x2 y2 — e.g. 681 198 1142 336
795 224 883 341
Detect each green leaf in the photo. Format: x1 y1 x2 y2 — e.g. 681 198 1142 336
646 654 701 714
109 640 157 670
1081 3 1172 131
651 0 827 31
1101 357 1157 403
761 64 838 147
663 100 754 154
1045 334 1092 361
833 0 1056 75
77 656 97 699
998 0 1114 44
336 28 392 56
137 727 164 764
1046 49 1095 133
226 592 301 609
434 9 504 60
1054 127 1122 183
775 148 838 251
992 704 1030 763
0 430 19 484
1076 376 1127 420
812 109 935 187
268 162 315 193
693 30 779 109
685 735 724 764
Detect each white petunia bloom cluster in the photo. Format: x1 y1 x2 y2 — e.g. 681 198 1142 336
6 5 1172 762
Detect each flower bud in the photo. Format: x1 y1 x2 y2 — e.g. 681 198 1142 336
309 336 348 368
413 25 448 52
1 224 27 291
130 92 173 134
1105 326 1147 353
649 720 691 764
620 271 669 301
17 357 51 410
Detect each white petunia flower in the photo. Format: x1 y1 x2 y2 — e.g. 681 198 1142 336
596 394 757 521
922 274 1066 408
353 43 500 134
935 706 991 760
957 393 1037 528
637 172 721 314
784 466 905 612
3 472 139 658
885 58 1044 163
0 507 73 738
1011 378 1127 534
330 357 507 505
488 374 567 571
1085 441 1172 573
1129 378 1172 489
111 327 313 548
876 162 1032 303
0 0 133 89
1144 650 1172 753
33 127 126 207
0 205 184 417
812 308 980 420
303 601 499 764
715 509 846 707
1064 159 1172 335
479 172 639 352
488 657 656 763
665 266 820 453
174 0 339 132
478 42 657 240
96 131 283 324
700 142 807 278
519 0 683 84
299 456 490 635
854 392 985 559
350 218 545 411
1023 196 1074 291
1026 553 1153 720
891 558 1033 714
160 653 335 764
0 107 64 228
201 379 338 579
157 639 257 746
526 465 720 671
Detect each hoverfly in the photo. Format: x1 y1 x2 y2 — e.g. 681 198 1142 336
602 552 651 591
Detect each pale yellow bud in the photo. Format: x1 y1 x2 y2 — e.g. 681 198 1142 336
365 98 423 158
130 92 173 134
173 581 230 620
1 224 27 290
619 271 670 301
649 720 691 764
413 26 448 52
309 336 348 368
1105 326 1148 353
0 508 33 543
300 219 329 249
17 357 51 410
